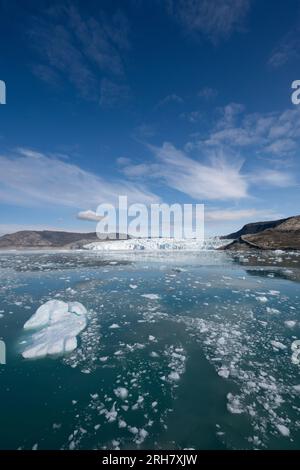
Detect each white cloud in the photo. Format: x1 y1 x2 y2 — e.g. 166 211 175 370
122 142 249 200
121 138 296 202
250 169 296 188
205 208 282 222
77 210 104 222
167 0 251 43
0 148 159 208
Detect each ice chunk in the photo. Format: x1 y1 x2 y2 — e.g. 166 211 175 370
271 340 286 350
141 294 160 300
21 300 87 359
284 320 296 328
276 424 290 437
114 387 128 400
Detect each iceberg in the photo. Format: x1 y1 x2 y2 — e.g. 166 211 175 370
84 237 227 252
21 300 87 359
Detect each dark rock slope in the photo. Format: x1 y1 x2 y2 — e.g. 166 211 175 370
221 216 300 251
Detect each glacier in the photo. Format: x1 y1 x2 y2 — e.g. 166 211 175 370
84 237 228 252
21 300 87 359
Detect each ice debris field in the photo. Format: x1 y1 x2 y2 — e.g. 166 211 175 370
0 249 300 450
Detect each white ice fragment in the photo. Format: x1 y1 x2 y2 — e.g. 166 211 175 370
168 371 180 381
276 424 290 437
118 419 127 428
284 320 296 328
218 367 230 379
256 296 268 303
271 340 287 350
266 307 280 314
292 385 300 393
227 393 244 414
22 300 87 359
109 323 120 329
141 294 161 300
114 387 128 400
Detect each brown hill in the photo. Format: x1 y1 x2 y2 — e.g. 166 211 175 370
221 216 300 251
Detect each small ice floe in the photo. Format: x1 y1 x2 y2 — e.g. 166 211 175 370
271 340 287 351
256 296 268 303
135 428 149 445
129 284 138 289
141 294 161 300
109 323 120 329
227 393 244 414
21 300 87 359
100 356 108 362
292 384 300 394
275 424 290 437
268 290 280 296
114 387 128 400
266 307 280 315
168 371 180 381
218 366 230 379
150 351 159 358
284 320 296 328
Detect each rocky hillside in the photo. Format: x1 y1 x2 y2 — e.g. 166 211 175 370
221 217 289 239
221 215 300 251
0 230 128 249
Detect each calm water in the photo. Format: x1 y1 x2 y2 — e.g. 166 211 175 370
0 250 300 450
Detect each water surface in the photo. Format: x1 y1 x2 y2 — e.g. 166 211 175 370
0 250 300 450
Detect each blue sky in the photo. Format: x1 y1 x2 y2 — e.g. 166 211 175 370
0 0 299 236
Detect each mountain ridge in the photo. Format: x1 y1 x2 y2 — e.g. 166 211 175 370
0 230 128 249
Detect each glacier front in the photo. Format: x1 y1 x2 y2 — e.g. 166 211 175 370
21 300 87 359
84 237 227 251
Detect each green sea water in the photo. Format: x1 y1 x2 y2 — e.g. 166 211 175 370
0 250 300 450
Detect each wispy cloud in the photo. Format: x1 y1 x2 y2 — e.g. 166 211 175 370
249 169 296 188
156 94 184 109
268 25 300 68
206 208 282 222
166 0 251 43
99 78 130 108
198 103 300 158
198 86 218 100
122 142 249 200
29 5 130 103
121 136 296 201
0 148 159 209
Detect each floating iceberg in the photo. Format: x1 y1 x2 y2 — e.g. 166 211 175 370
84 237 227 252
21 300 87 359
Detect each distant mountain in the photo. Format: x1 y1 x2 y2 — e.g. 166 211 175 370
221 215 300 251
0 230 129 249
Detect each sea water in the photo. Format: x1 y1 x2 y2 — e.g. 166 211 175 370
0 249 300 450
